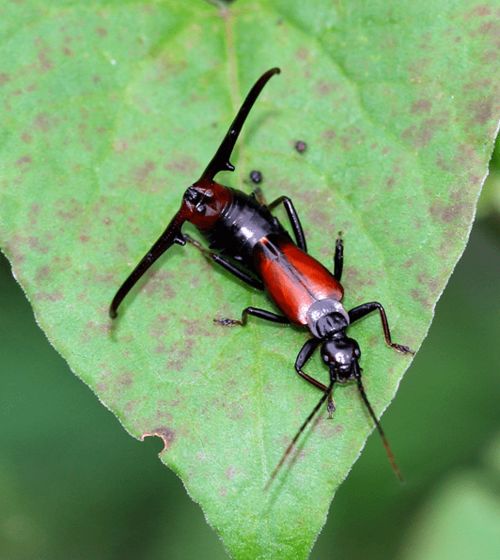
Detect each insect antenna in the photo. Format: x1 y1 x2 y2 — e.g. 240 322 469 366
265 379 335 490
356 377 404 482
200 67 280 182
109 210 186 319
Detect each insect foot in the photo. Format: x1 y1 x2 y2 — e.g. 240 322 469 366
391 343 415 355
213 317 243 327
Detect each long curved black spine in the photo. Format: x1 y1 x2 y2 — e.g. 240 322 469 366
201 67 281 181
109 211 185 319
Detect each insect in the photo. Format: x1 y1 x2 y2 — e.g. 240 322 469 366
109 67 414 484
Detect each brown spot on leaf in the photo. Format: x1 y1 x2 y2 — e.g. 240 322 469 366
21 132 32 144
113 139 129 153
225 466 236 480
401 115 447 148
134 160 156 183
16 155 32 167
0 73 10 86
411 288 430 308
411 99 432 114
322 129 336 141
430 189 470 224
315 81 337 97
56 198 82 221
96 27 108 37
38 48 53 71
37 291 63 302
165 155 199 176
465 5 491 18
35 265 50 282
34 112 52 132
143 269 176 300
118 372 133 387
141 427 175 452
469 97 494 125
296 47 309 60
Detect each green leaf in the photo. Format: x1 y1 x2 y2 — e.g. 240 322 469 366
0 1 497 558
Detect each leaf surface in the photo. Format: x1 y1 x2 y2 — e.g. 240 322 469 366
0 1 498 558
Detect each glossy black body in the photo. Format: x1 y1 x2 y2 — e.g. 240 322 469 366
203 188 290 263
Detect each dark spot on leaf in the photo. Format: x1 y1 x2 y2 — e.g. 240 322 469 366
403 259 414 268
113 139 129 153
21 132 32 144
430 189 470 224
225 466 236 480
411 99 432 114
295 140 307 153
315 81 336 97
134 160 156 183
34 112 52 132
96 27 108 37
35 265 50 282
36 291 63 302
295 47 309 60
118 372 134 387
165 155 198 176
345 266 376 289
322 129 336 141
16 155 32 167
141 427 175 452
56 198 82 221
401 115 447 148
28 236 49 253
411 288 430 308
249 170 262 184
0 73 10 86
469 97 494 125
143 269 176 300
465 5 492 18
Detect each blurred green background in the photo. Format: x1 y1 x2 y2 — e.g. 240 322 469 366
1 147 499 559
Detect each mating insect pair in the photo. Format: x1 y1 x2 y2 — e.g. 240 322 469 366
110 68 414 484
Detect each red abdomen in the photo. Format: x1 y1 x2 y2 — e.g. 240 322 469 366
253 236 344 325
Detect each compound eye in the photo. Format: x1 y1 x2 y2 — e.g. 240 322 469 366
184 186 201 204
354 347 361 358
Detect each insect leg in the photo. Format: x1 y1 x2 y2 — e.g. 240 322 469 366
295 338 335 417
215 307 289 327
348 302 415 354
267 196 307 252
333 233 343 282
184 234 263 290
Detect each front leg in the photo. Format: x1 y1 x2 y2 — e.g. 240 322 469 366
348 302 414 354
215 306 290 327
295 338 336 417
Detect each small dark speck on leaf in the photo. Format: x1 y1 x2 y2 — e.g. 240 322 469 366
295 140 307 153
250 170 262 184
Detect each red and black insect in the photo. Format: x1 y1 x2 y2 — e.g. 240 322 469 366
110 68 414 484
